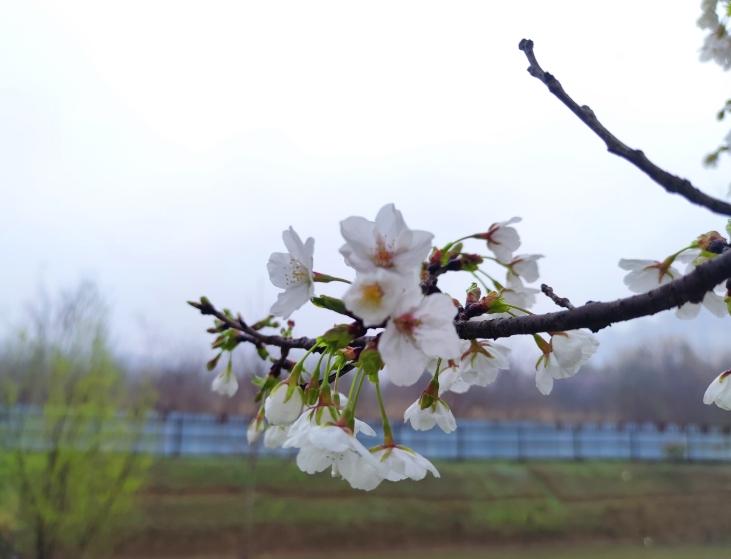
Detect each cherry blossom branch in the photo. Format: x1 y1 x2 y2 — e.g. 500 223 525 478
188 299 374 354
188 299 319 350
194 246 731 352
518 38 731 217
541 283 575 310
459 249 731 339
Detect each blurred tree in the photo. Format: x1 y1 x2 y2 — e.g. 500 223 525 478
0 282 153 558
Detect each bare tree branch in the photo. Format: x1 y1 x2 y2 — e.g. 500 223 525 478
518 38 731 217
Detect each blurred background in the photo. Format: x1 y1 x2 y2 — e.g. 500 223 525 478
2 1 731 558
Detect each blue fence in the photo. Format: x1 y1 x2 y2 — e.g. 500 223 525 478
4 407 731 462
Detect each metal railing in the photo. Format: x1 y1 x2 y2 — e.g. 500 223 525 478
4 407 731 462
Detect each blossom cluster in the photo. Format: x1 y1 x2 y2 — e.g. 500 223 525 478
203 204 605 490
698 0 731 70
618 225 731 411
199 205 731 491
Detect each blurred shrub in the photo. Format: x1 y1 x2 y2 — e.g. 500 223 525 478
0 282 154 558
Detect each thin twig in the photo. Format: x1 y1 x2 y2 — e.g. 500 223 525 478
541 283 575 310
518 38 731 217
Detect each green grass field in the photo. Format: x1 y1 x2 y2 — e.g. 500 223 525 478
111 456 731 558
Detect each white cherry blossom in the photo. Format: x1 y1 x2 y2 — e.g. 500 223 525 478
246 414 266 444
339 203 434 277
263 425 289 448
506 254 543 283
267 227 315 318
698 0 720 30
675 244 728 319
342 270 419 326
703 369 731 411
701 27 731 69
264 383 304 426
437 357 471 395
211 368 238 397
460 339 511 387
502 275 539 309
619 258 679 293
677 286 728 319
535 330 599 396
288 402 376 439
372 445 440 481
284 423 384 490
380 293 461 387
482 217 522 262
404 398 457 433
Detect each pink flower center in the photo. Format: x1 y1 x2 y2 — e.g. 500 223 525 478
373 237 395 268
393 313 421 336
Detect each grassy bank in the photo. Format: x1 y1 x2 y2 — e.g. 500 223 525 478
115 456 731 557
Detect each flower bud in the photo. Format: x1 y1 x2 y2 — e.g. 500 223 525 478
264 382 304 425
703 370 731 411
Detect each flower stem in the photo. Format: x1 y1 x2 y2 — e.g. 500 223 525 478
477 268 503 290
313 272 351 284
470 271 491 294
289 344 319 385
507 304 534 315
374 375 394 445
481 255 508 267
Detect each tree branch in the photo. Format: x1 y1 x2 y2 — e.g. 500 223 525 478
194 248 731 350
459 249 731 339
518 38 731 217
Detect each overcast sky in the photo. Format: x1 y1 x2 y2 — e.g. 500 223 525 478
2 1 730 367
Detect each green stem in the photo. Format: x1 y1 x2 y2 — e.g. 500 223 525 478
374 376 394 445
481 255 509 267
310 352 327 386
321 352 334 388
477 268 503 289
433 358 443 378
507 304 534 315
342 368 367 429
313 272 351 284
289 344 320 385
346 367 363 409
470 272 491 295
664 245 695 267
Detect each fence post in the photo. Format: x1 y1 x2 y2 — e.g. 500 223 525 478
516 424 525 461
629 425 639 461
456 423 464 462
572 425 582 461
172 415 184 457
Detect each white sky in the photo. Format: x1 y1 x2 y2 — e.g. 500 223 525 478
1 1 730 366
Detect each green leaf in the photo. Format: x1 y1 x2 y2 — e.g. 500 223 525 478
726 219 731 238
256 346 270 360
318 324 355 351
254 376 278 403
311 295 350 317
